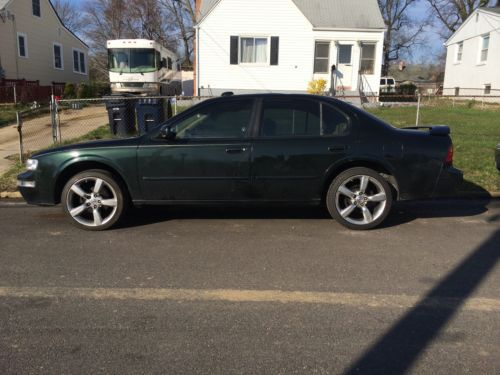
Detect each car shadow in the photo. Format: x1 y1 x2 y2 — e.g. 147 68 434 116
117 195 492 230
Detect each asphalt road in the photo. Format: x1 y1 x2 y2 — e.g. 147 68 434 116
0 199 499 374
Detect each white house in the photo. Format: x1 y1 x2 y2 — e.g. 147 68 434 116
443 6 500 101
195 0 386 99
0 0 89 85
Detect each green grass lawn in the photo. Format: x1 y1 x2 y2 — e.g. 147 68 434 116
367 105 500 192
0 104 31 127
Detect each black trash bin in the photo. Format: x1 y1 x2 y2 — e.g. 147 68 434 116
136 97 167 135
104 95 137 137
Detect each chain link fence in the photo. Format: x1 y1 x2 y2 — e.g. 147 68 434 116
8 93 500 164
12 96 207 162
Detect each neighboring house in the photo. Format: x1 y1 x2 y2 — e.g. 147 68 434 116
0 0 89 85
195 0 385 100
443 7 500 101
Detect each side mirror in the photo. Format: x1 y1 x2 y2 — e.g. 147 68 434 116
160 125 176 140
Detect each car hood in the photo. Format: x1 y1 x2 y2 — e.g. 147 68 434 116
32 137 142 158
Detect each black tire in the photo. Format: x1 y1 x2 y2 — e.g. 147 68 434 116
61 169 126 231
326 167 393 230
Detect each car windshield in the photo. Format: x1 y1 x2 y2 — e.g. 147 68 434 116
108 48 157 73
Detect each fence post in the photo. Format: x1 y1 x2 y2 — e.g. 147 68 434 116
16 112 24 163
416 92 421 126
13 86 17 104
50 94 58 143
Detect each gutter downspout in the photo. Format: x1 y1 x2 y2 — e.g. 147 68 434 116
195 25 200 97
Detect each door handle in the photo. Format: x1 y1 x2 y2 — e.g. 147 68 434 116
328 146 346 152
225 147 247 154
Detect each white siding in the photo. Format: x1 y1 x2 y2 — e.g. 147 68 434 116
198 0 313 95
443 10 500 100
197 0 384 96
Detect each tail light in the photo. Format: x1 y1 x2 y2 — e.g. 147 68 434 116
444 145 453 166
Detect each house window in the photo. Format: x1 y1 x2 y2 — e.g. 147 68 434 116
314 42 330 73
360 44 376 74
456 42 463 62
484 84 491 95
240 37 268 64
17 33 28 58
32 0 41 17
53 43 63 69
338 45 352 65
73 49 87 74
480 34 489 62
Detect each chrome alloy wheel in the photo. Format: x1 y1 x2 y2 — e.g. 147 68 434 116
335 175 387 225
65 177 118 227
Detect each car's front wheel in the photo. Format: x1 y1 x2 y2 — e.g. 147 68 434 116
326 167 393 230
62 169 125 231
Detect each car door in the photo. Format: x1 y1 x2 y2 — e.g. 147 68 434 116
251 97 353 202
137 98 255 201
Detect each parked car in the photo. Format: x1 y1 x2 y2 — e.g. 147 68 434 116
17 94 462 230
496 144 500 171
379 76 397 93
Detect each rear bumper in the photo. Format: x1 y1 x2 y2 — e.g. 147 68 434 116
432 166 463 197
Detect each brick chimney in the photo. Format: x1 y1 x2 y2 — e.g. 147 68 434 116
193 0 202 96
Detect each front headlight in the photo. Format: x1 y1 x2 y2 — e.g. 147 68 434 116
26 158 38 171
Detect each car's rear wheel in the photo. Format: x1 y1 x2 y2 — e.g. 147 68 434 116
326 167 392 230
62 170 125 231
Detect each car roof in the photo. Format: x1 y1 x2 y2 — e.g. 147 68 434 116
206 93 360 113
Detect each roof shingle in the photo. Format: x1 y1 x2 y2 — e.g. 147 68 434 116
198 0 386 29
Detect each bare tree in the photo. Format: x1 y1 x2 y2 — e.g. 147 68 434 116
426 0 490 37
160 0 196 67
378 0 426 76
52 0 87 35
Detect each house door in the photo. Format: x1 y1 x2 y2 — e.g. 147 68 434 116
336 44 354 91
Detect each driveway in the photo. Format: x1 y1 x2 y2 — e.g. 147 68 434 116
0 107 108 174
0 198 499 373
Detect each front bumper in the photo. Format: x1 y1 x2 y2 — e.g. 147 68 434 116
432 166 463 197
17 170 56 206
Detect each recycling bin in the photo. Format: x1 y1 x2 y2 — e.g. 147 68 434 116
104 95 137 137
136 97 167 135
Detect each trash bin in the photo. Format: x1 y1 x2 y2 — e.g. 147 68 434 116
104 94 137 137
136 97 166 135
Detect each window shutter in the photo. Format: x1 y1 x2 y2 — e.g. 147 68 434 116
270 36 279 65
230 36 239 65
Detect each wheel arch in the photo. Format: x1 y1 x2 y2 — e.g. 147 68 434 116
54 159 131 204
321 159 400 202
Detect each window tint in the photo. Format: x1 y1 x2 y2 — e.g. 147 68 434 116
261 100 320 137
175 100 253 139
322 104 350 136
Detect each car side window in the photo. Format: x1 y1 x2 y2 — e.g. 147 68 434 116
175 99 253 139
322 104 350 137
260 99 320 137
